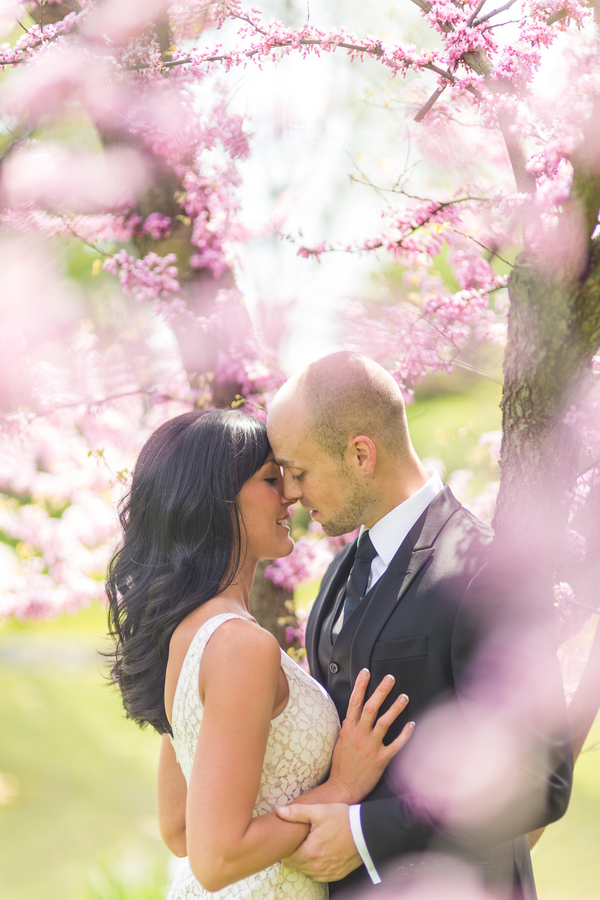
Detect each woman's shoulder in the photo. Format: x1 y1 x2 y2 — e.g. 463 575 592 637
171 610 280 680
200 615 281 671
165 611 280 721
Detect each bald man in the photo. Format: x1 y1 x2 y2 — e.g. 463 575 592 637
267 352 572 898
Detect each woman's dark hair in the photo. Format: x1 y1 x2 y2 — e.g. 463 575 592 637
106 408 271 735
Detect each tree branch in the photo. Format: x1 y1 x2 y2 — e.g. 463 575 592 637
546 9 568 25
473 0 519 28
468 0 488 27
414 83 448 122
408 0 534 202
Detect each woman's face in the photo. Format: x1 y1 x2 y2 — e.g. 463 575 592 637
237 456 296 562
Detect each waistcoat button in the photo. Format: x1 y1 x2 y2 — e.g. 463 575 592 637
329 662 339 674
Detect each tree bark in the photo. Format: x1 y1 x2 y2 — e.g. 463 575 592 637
496 243 600 847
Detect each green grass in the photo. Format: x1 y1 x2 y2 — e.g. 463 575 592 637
532 719 600 900
2 542 599 900
0 603 168 900
78 863 169 900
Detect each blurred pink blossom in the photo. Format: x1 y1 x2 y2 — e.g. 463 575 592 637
2 145 150 213
82 0 169 44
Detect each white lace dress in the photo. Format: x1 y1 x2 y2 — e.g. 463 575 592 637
167 613 341 900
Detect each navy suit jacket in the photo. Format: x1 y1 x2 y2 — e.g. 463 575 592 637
306 487 573 897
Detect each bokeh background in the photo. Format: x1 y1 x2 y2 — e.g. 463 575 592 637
1 1 599 898
2 377 599 900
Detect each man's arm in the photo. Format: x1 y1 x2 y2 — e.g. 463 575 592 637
358 548 572 874
279 547 573 882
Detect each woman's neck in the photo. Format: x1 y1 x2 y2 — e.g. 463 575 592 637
218 556 258 613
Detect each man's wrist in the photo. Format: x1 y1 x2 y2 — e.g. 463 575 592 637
322 775 359 806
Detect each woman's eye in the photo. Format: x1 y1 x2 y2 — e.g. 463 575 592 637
265 477 279 484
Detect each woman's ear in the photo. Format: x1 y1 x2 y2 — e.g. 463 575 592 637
347 435 376 477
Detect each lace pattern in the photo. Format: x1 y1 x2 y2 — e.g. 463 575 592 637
167 613 340 900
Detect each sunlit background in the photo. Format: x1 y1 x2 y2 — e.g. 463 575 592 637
1 1 599 898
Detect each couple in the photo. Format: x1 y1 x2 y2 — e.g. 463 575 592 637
107 352 572 900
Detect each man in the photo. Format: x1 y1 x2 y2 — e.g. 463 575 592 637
267 351 572 898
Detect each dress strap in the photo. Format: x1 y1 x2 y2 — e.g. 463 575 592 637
171 613 247 731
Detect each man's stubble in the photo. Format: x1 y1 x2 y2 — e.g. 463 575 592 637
319 472 369 537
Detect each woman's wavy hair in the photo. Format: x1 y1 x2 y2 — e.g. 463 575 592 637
106 408 271 735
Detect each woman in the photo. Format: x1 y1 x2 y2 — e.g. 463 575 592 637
106 409 413 899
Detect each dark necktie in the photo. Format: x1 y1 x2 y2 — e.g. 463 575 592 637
343 531 378 622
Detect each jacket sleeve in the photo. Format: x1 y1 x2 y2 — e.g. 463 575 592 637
358 546 573 873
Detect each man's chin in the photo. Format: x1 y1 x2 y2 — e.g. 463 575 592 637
320 519 357 538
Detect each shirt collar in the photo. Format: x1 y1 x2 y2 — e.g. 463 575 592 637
362 472 444 565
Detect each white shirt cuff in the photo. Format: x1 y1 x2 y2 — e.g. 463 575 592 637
349 804 381 885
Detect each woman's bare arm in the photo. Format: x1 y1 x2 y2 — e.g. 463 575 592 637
184 619 413 891
157 734 187 857
185 620 313 891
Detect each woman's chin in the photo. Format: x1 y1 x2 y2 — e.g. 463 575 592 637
262 536 295 560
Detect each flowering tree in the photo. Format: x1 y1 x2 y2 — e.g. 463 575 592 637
1 0 600 808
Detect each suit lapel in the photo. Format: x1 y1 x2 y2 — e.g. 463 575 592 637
305 538 356 682
349 486 461 683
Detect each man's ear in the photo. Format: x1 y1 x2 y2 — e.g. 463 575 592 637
347 435 376 477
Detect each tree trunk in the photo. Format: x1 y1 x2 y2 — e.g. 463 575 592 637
497 244 600 845
250 560 301 652
496 240 600 585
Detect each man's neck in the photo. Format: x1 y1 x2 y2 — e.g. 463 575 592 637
363 462 430 529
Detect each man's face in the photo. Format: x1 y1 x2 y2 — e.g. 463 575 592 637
267 408 367 536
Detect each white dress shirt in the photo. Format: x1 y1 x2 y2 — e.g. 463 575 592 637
347 472 444 883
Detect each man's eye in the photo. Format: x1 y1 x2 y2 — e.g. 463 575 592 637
292 473 304 482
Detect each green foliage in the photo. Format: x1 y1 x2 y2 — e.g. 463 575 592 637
79 864 169 900
409 372 503 496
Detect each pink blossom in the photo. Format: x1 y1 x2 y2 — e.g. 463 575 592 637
103 250 180 302
1 144 150 214
265 536 318 593
143 212 172 240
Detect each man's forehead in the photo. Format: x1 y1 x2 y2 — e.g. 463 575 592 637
271 434 318 469
274 457 298 468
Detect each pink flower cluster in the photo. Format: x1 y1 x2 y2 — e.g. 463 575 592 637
343 272 504 400
1 0 598 626
142 213 172 240
0 316 198 619
103 250 180 302
265 536 318 593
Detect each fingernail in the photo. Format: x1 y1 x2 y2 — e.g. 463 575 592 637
399 693 409 703
361 668 370 675
385 674 395 683
279 806 289 815
408 721 416 729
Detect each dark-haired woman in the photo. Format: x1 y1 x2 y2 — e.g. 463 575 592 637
106 409 413 900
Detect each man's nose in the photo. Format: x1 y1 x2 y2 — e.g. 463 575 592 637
282 472 302 501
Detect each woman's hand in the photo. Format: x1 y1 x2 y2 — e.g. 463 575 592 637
326 669 415 805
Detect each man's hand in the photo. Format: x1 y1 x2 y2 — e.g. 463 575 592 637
277 803 362 882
